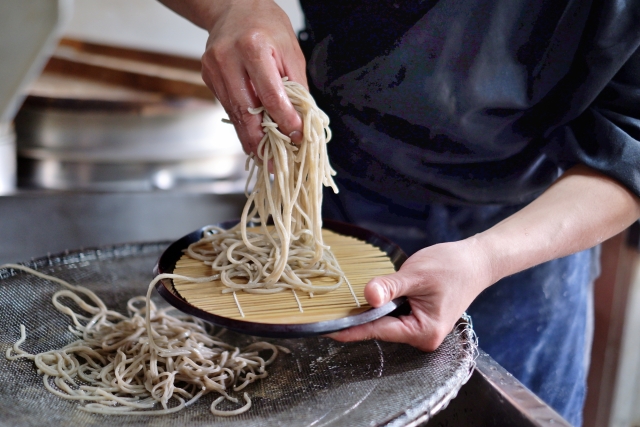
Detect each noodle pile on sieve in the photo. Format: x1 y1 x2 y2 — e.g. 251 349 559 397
186 79 357 309
4 263 288 416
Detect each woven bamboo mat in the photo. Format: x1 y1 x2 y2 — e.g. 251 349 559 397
172 229 396 324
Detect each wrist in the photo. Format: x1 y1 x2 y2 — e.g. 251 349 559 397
158 0 232 31
197 0 232 31
464 233 501 291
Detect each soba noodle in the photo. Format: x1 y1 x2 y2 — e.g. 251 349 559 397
3 263 288 416
4 79 342 415
186 79 350 302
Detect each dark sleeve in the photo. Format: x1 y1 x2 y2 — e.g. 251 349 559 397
559 45 640 198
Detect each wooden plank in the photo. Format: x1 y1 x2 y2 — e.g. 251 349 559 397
44 44 214 100
59 38 202 71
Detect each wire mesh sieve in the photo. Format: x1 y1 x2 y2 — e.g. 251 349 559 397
0 242 476 427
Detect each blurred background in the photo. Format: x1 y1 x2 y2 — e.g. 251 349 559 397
65 0 304 57
0 1 638 426
0 0 303 264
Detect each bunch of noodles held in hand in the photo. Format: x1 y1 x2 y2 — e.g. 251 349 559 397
186 79 347 299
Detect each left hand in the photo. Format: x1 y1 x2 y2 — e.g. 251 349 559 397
328 237 492 352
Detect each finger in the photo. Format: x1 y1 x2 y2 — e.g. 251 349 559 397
202 52 264 156
364 271 420 308
276 38 308 90
244 50 303 144
278 48 307 147
201 62 228 109
203 65 260 155
224 71 266 156
327 315 446 353
201 46 234 115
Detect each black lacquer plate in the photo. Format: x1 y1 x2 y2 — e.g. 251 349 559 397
154 219 408 338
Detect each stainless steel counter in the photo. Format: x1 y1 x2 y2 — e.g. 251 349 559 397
426 351 570 426
0 190 571 426
0 190 246 264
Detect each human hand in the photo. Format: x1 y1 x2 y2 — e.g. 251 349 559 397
200 0 307 156
328 237 493 352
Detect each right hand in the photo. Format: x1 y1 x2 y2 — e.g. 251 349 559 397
201 0 307 156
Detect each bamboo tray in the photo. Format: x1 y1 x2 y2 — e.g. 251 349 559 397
155 219 408 337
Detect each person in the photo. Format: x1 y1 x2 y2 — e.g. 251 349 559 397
158 1 640 425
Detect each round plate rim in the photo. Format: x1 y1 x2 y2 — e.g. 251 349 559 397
154 219 408 338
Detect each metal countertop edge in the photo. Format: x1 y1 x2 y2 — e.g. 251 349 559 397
473 350 572 427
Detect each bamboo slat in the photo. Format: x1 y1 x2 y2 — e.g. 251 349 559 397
172 228 397 324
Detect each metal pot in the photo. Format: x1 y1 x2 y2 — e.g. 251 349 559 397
15 74 246 192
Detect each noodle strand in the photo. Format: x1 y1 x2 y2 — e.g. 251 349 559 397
186 79 349 307
3 263 288 416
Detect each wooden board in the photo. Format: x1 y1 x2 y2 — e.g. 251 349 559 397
58 38 202 71
42 39 214 101
172 229 397 324
28 72 166 103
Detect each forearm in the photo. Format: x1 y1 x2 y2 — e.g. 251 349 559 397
157 0 225 30
473 164 640 285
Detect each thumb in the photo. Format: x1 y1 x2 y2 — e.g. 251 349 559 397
364 272 412 308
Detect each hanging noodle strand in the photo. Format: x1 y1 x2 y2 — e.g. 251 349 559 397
186 79 356 308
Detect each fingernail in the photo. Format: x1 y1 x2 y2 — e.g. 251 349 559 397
371 282 386 304
289 130 302 144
